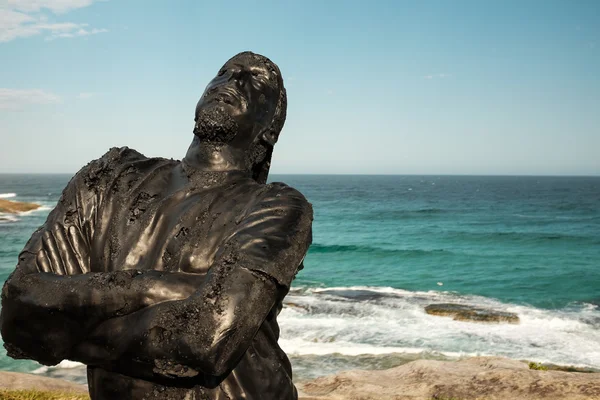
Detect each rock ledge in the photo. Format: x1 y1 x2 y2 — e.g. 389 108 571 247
0 371 87 392
0 199 41 214
297 356 600 400
425 303 520 324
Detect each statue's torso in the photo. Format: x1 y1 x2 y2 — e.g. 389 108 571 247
90 161 262 275
82 150 297 400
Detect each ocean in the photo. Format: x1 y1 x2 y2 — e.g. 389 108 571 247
1 174 599 384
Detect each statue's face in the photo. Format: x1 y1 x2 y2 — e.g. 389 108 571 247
194 54 281 148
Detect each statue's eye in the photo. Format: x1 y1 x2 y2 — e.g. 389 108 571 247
251 71 260 77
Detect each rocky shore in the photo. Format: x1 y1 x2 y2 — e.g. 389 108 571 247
1 357 599 399
0 199 41 214
424 303 520 324
297 356 600 400
0 370 87 392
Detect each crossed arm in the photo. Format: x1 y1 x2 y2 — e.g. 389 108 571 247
1 263 204 366
1 157 201 366
0 177 312 379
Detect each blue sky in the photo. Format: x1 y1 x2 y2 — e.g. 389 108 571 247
1 0 598 175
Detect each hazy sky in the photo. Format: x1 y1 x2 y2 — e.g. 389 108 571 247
1 0 598 175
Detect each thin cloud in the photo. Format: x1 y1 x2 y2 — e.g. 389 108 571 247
77 91 98 99
0 88 61 110
46 26 107 40
0 0 95 14
0 0 107 42
424 73 451 79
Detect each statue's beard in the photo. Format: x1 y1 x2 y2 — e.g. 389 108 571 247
193 107 239 143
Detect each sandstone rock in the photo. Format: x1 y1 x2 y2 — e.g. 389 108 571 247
2 358 598 400
425 303 519 324
0 371 87 392
297 356 600 400
0 199 41 214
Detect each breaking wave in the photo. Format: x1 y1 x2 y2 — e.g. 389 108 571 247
279 286 600 370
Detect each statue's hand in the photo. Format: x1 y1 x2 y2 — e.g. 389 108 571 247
137 272 206 307
72 303 202 379
72 306 150 365
71 272 206 363
1 278 81 365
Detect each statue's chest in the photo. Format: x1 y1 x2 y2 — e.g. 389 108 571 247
102 186 251 274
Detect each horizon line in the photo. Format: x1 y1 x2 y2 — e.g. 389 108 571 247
0 172 598 178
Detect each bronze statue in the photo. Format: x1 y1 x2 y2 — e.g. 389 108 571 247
0 51 313 399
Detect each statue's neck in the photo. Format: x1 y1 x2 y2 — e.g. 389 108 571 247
182 136 249 174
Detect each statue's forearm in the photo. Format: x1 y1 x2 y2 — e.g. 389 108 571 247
0 270 204 365
68 266 279 379
4 270 202 325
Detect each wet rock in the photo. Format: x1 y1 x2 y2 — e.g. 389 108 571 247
283 301 310 312
536 363 599 373
425 303 520 324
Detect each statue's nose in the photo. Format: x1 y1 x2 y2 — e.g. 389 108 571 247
229 65 250 85
230 66 243 78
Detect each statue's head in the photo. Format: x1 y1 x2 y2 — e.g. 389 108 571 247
194 51 287 183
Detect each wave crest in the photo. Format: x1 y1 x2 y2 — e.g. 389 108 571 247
279 285 600 369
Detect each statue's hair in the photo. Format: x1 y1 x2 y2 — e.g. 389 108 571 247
230 51 287 183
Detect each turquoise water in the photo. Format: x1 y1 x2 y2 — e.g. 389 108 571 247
293 175 600 308
1 174 599 382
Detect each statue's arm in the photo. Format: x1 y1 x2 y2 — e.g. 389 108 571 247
71 184 313 379
1 265 202 365
0 148 198 365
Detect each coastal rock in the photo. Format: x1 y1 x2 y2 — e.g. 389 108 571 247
297 356 600 400
0 199 41 213
283 301 310 312
0 371 87 392
425 303 520 324
2 358 599 400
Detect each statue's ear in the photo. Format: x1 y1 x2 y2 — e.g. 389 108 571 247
261 129 278 146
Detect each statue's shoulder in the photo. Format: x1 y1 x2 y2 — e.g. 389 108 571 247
73 147 175 192
74 147 143 185
81 146 146 173
260 181 313 215
96 146 153 166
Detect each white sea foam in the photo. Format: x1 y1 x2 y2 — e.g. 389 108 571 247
0 213 19 223
279 286 600 369
18 205 52 215
279 338 478 359
0 193 16 199
0 204 50 223
32 360 84 374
